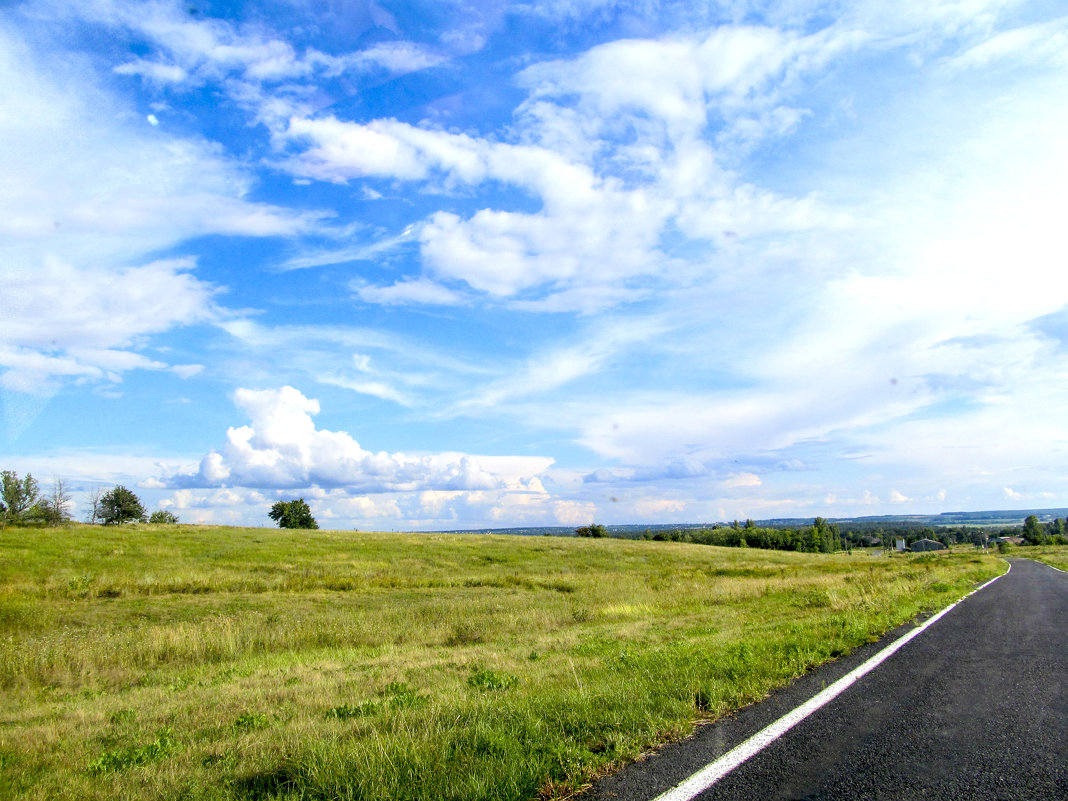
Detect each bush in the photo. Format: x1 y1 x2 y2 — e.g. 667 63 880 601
575 524 607 538
149 510 179 525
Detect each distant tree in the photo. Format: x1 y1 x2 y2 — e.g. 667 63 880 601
1 471 39 525
810 517 841 553
1022 514 1044 545
575 523 607 538
84 486 105 524
41 477 73 527
99 486 147 525
149 510 179 525
268 499 318 529
1048 518 1066 544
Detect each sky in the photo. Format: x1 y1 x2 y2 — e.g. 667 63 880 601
2 0 1067 530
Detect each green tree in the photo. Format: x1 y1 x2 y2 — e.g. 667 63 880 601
575 524 607 538
149 509 179 524
1 471 39 525
99 486 147 525
269 498 318 529
1022 514 1044 545
1048 518 1066 543
810 517 841 553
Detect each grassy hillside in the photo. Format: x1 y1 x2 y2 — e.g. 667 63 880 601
0 524 1003 800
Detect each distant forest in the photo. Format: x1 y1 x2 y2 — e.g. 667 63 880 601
573 514 1067 553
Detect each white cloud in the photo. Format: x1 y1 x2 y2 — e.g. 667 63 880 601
0 25 325 264
354 278 466 307
115 59 189 84
724 472 762 489
451 317 670 413
266 24 854 311
890 489 910 503
0 20 331 391
633 498 686 517
0 257 217 392
551 500 598 527
1003 487 1022 500
948 19 1068 70
516 25 810 142
161 386 554 492
316 375 413 407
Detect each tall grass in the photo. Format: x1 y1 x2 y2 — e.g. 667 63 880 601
0 524 1006 800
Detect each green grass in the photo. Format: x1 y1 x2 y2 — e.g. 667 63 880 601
0 524 1005 800
1014 544 1068 572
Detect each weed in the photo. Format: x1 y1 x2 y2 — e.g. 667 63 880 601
87 729 173 774
326 701 379 720
233 713 271 730
381 681 424 708
468 668 518 691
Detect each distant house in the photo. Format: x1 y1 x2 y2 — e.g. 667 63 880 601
991 536 1025 546
910 538 946 552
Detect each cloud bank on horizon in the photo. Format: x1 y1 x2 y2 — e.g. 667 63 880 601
2 0 1067 529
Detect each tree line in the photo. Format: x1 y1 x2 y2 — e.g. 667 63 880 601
0 470 178 527
576 515 1067 552
632 517 845 553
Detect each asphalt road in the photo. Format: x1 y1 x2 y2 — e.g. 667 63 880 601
579 558 1067 801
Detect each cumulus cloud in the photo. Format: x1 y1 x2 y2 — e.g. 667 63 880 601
160 386 554 492
724 472 762 489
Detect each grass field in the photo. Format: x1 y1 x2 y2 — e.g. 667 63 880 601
1015 544 1068 572
0 525 1007 800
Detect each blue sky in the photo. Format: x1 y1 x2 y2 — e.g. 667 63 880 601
2 0 1067 529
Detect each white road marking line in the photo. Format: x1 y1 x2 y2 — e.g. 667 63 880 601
650 562 1012 801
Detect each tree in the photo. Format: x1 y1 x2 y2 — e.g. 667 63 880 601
149 510 179 524
85 486 105 524
269 499 318 529
99 486 147 525
1022 514 1044 545
1 471 39 525
575 523 607 538
1048 518 1066 543
41 477 72 527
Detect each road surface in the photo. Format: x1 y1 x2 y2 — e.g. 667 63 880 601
579 558 1067 801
